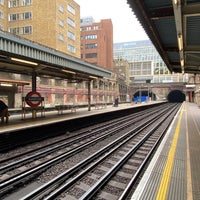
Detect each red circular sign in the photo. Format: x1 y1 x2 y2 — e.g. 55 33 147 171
25 91 42 107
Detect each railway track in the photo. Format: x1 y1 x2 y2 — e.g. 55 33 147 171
0 103 181 199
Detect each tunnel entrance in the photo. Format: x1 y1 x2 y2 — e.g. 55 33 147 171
167 90 185 103
133 90 156 102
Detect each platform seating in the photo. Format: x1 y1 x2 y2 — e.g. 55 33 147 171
21 106 45 119
55 104 77 114
94 102 106 110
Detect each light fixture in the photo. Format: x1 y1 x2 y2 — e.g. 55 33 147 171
178 34 183 51
0 83 13 87
11 57 38 65
89 75 98 79
11 57 37 65
180 59 184 67
62 69 76 74
174 0 179 5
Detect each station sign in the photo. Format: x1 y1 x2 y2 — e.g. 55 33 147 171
25 91 44 107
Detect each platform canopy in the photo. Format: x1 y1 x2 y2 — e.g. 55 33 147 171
127 0 200 74
0 31 112 82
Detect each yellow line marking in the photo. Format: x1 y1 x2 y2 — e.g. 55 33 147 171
186 106 193 200
156 103 184 200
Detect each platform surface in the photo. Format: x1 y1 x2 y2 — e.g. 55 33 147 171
131 102 200 200
0 102 157 134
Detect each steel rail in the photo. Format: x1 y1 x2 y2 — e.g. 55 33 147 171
21 104 179 199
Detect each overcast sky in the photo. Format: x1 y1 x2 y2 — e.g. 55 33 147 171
75 0 148 43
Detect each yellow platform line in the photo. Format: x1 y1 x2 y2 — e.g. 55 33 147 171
156 104 184 200
186 106 193 200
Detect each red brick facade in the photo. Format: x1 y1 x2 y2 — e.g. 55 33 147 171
81 18 113 70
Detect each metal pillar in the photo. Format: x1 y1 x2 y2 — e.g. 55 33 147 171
88 80 91 111
32 72 37 92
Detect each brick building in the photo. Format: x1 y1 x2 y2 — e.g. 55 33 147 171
0 0 81 58
80 17 113 70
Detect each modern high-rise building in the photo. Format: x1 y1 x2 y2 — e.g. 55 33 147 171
80 17 113 70
0 0 81 58
113 40 187 84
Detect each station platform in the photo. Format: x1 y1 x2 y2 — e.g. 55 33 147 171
131 101 200 200
0 102 150 134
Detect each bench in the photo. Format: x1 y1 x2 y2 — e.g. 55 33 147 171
55 105 77 114
22 106 45 119
94 102 106 110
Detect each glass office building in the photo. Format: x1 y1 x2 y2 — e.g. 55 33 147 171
114 40 187 83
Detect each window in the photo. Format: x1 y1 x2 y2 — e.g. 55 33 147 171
0 25 3 30
67 4 75 15
67 17 75 27
21 26 32 34
58 5 64 12
86 26 91 30
93 26 98 30
22 0 32 6
85 43 97 49
0 0 4 5
67 31 75 40
58 33 64 41
0 12 3 19
22 12 32 20
8 0 19 8
85 34 97 40
68 44 75 53
58 19 64 27
9 27 19 34
9 13 19 21
85 53 97 58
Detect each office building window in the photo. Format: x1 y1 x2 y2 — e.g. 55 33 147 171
67 4 75 15
0 12 3 19
59 19 64 27
9 13 19 21
68 44 75 53
85 34 97 40
21 26 32 34
67 17 75 27
67 31 75 40
58 5 64 13
22 0 32 6
86 26 91 30
85 53 97 58
58 33 64 41
22 12 32 20
9 27 19 34
8 0 19 8
85 43 97 49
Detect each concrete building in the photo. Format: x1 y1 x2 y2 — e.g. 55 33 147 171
80 17 113 70
114 40 187 84
0 0 81 58
113 40 188 100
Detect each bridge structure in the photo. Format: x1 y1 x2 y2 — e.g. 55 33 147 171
130 82 195 102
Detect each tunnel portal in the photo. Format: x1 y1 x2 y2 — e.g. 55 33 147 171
167 90 185 103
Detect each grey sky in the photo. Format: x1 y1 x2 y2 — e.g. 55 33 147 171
75 0 148 43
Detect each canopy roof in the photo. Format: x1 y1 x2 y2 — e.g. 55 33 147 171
127 0 200 74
